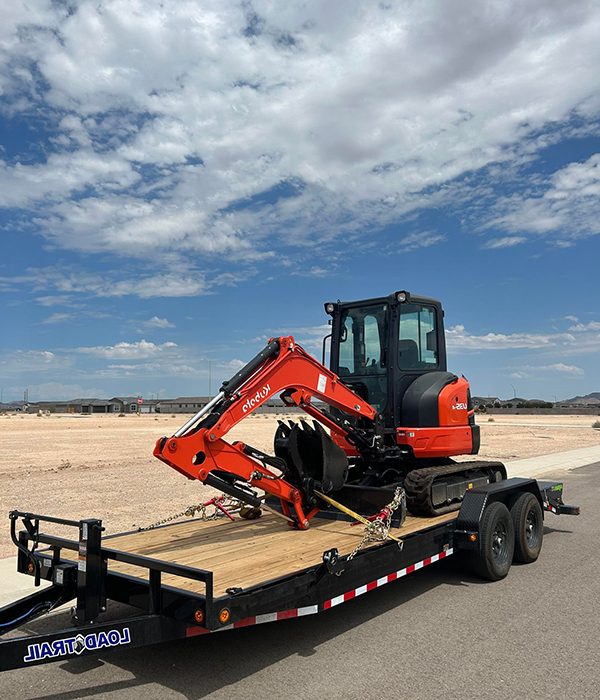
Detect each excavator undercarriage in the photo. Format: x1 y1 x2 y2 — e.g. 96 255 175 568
154 291 508 528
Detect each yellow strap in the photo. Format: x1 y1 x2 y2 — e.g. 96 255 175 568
314 490 403 543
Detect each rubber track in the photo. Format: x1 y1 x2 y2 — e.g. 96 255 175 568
404 460 507 517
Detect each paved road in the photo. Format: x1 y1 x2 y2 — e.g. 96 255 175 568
1 463 599 699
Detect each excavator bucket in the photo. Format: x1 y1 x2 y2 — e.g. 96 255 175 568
274 420 348 494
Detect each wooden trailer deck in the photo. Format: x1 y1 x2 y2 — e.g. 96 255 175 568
104 511 457 597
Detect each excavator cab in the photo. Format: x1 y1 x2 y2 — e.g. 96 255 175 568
326 290 448 430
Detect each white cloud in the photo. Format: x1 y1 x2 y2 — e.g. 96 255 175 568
41 312 73 325
511 363 584 377
74 340 178 360
0 1 599 261
445 324 575 350
0 349 69 375
569 320 600 332
0 267 210 299
140 316 175 329
399 231 445 252
482 236 526 249
485 153 600 241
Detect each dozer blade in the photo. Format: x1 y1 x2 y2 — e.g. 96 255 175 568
274 420 349 494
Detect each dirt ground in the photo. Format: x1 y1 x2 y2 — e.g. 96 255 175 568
1 412 599 557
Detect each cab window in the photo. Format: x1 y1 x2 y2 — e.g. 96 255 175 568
398 304 438 369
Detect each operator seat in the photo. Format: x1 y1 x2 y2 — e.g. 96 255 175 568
398 339 419 369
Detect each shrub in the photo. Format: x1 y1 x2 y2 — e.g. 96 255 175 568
488 417 495 422
118 413 125 417
593 420 600 429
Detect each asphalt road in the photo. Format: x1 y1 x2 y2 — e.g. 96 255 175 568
2 463 599 699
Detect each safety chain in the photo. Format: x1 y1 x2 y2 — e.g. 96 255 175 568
343 486 406 569
138 495 244 531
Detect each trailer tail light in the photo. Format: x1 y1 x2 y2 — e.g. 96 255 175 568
194 609 204 624
219 608 231 624
469 533 478 542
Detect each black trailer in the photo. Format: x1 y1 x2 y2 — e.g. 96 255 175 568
0 477 578 672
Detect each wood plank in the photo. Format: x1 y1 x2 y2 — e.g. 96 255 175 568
103 511 457 597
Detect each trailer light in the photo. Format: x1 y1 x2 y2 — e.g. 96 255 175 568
469 533 478 542
324 302 335 315
218 608 231 624
194 609 204 624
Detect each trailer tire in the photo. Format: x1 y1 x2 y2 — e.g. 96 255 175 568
510 493 543 564
472 502 514 581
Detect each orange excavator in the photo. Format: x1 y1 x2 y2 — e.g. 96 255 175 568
154 290 506 529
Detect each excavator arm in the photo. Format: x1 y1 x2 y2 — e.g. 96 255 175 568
154 336 379 529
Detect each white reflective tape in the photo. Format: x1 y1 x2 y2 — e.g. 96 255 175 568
329 595 345 608
256 612 277 624
298 605 318 616
376 576 387 587
396 568 407 578
355 585 367 597
414 561 424 570
430 553 440 563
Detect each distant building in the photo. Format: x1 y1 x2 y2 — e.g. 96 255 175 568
109 397 143 413
156 397 211 413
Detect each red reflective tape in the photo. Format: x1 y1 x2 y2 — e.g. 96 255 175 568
344 590 356 601
234 616 256 628
439 550 447 559
277 609 298 620
366 580 378 591
387 572 397 582
324 599 332 610
406 564 415 574
186 626 210 637
423 557 432 566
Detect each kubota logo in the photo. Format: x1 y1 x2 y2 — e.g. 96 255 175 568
242 384 271 413
452 402 468 410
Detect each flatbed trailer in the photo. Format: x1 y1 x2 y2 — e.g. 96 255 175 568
0 477 578 672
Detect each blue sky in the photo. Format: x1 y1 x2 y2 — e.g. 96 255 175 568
1 1 600 403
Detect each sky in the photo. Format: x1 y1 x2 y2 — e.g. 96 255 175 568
1 0 600 403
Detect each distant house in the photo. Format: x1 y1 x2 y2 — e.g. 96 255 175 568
156 397 211 413
26 400 71 413
156 395 293 414
0 401 27 413
109 397 143 413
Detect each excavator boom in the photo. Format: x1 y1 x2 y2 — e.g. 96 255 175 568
154 336 379 528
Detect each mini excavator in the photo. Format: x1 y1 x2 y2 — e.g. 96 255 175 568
154 290 506 529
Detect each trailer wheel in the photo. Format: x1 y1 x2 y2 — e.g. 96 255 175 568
510 493 543 564
473 502 514 581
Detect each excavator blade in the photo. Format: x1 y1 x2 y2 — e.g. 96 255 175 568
274 420 349 494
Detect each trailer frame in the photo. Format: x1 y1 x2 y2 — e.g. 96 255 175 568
0 477 578 672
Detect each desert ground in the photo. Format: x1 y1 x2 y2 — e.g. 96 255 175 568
0 412 598 557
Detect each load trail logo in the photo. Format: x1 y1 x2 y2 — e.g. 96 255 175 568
242 384 271 413
23 627 131 663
